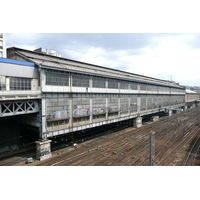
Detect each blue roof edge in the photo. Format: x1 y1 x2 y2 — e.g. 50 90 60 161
0 57 36 67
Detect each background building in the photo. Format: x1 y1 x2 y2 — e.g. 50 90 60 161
0 33 7 58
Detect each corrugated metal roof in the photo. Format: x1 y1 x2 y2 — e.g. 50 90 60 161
11 47 184 88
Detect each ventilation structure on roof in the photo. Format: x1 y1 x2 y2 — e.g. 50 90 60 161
34 48 61 57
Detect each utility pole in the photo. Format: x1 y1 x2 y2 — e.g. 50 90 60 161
150 131 155 166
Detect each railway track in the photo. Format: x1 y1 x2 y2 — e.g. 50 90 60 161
154 118 199 164
48 108 196 166
2 107 200 166
133 108 200 166
184 135 200 166
39 108 199 166
0 123 129 166
156 125 200 166
0 148 36 166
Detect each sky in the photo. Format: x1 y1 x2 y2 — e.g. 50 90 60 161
6 33 200 86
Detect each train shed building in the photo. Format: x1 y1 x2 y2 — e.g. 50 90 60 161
4 46 186 160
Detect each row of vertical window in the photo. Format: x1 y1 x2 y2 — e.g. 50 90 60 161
46 95 185 121
10 77 31 90
46 95 185 131
0 76 31 90
46 71 184 93
46 72 69 86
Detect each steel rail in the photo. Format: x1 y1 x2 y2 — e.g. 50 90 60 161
131 109 200 166
184 135 200 166
156 125 200 166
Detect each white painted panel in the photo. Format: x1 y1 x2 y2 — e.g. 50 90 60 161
0 62 38 78
43 86 70 92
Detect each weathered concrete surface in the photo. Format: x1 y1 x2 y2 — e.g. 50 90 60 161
133 117 142 128
36 140 52 161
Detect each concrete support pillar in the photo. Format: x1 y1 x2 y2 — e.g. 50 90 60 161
89 76 92 88
128 98 131 115
175 109 183 114
90 98 93 123
151 115 159 122
133 117 142 128
183 105 187 111
168 110 173 116
69 74 72 92
137 97 141 113
6 77 10 91
41 98 47 139
69 98 73 128
106 98 108 120
36 140 52 161
118 98 121 117
40 69 45 90
31 79 38 90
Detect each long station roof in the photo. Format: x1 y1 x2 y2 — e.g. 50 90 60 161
7 47 184 88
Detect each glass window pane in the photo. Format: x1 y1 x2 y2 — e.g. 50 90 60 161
10 77 31 90
46 72 69 86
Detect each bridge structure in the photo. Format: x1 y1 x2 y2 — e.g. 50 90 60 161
0 58 40 116
0 100 39 117
0 47 199 161
0 57 41 155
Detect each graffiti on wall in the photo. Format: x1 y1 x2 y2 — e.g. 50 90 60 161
46 104 121 119
37 148 51 157
73 105 90 116
47 110 68 120
0 144 18 154
73 105 105 116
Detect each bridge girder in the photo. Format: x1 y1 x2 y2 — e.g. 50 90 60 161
0 100 39 117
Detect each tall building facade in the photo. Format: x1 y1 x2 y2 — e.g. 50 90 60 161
0 33 6 58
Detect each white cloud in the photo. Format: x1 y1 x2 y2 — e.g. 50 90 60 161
69 46 120 68
117 34 200 85
6 33 200 86
7 33 40 50
64 34 200 86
